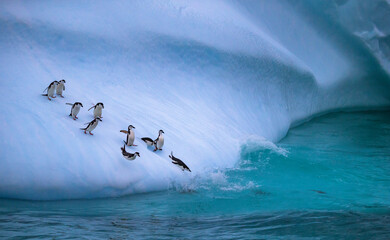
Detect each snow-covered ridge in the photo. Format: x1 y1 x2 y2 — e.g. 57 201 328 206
0 0 389 200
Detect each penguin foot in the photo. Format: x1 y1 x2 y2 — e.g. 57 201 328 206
73 118 76 120
75 116 78 119
60 95 64 98
52 96 56 98
153 148 157 152
89 132 93 135
48 97 51 101
132 144 138 146
84 130 87 134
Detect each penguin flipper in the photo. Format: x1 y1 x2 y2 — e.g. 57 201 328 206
88 106 95 111
42 94 48 96
120 130 128 134
66 103 73 105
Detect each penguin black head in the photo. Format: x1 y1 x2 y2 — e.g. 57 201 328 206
97 102 104 108
128 125 135 130
159 130 164 134
60 79 66 83
75 102 83 107
95 117 103 122
135 152 140 157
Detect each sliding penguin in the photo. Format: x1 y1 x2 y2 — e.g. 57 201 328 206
121 144 140 161
42 81 58 100
88 102 104 119
81 117 102 135
169 152 191 172
141 137 154 146
56 79 66 97
120 125 137 146
66 102 83 120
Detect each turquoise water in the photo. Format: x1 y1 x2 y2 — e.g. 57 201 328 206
1 111 390 239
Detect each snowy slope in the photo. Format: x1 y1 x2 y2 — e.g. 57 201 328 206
0 0 389 200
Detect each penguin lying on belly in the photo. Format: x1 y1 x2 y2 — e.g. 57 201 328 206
169 152 191 172
121 144 140 161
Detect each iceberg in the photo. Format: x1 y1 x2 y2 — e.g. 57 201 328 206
0 0 389 200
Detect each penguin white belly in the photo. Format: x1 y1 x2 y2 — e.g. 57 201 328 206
72 105 81 117
156 136 164 149
47 86 56 97
125 155 136 161
87 121 98 131
94 107 102 118
127 131 135 146
56 84 64 95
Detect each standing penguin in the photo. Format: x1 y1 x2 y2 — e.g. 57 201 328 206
121 144 140 161
154 130 164 151
141 130 164 151
169 152 191 172
66 102 83 120
120 125 137 146
88 102 104 119
42 81 58 100
56 79 66 97
81 117 102 135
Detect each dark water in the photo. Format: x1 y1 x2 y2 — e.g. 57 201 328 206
1 111 390 239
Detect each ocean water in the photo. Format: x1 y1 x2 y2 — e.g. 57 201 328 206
1 110 389 239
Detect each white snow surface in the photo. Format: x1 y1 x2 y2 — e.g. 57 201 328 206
0 0 389 200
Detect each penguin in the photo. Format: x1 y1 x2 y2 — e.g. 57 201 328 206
121 144 140 161
42 81 58 100
81 117 102 135
120 125 137 146
141 137 154 146
141 130 164 151
88 102 104 119
154 130 164 151
169 152 191 172
56 79 66 97
66 102 83 120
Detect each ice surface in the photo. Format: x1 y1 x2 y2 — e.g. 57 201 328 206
0 0 389 199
